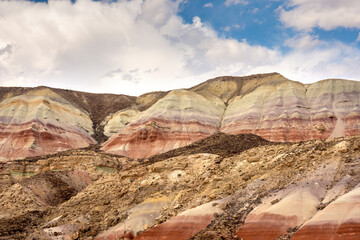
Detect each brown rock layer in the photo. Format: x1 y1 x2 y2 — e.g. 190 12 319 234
1 135 360 239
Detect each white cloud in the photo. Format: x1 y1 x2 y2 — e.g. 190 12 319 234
251 41 360 84
0 0 359 96
357 32 360 42
222 24 245 32
0 0 276 95
251 8 259 14
285 34 321 50
280 0 360 30
203 3 213 8
225 0 248 7
222 26 231 32
0 43 12 56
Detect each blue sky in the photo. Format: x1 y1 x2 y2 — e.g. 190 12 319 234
0 0 360 95
178 0 360 49
179 0 286 48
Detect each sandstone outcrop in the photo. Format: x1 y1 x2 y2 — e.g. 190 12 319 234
237 162 337 240
135 200 226 240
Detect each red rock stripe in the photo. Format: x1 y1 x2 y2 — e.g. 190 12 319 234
291 221 360 240
237 213 298 240
134 215 214 240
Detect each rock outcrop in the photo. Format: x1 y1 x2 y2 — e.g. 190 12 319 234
134 200 226 240
236 162 337 240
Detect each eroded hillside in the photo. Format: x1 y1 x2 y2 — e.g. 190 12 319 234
1 73 360 160
0 73 359 239
0 134 359 239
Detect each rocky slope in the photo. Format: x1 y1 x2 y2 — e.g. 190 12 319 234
0 134 359 239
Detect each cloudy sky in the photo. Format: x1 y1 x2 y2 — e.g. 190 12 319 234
0 0 360 95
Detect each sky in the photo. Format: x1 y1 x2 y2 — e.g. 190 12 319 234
0 0 360 96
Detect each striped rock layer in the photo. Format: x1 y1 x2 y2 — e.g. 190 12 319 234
0 88 95 161
101 90 225 158
95 197 171 240
134 202 224 240
1 73 360 160
221 78 360 142
237 189 320 240
291 186 360 240
103 74 360 158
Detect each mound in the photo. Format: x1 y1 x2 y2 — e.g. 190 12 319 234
150 132 276 162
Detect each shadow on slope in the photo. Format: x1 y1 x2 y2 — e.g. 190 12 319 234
149 132 277 162
0 171 91 239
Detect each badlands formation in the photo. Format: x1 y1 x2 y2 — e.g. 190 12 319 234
0 73 359 239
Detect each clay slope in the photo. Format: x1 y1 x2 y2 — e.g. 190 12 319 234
0 134 359 239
